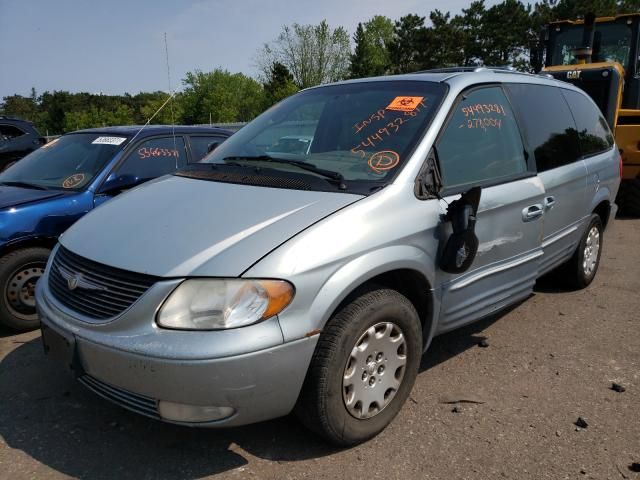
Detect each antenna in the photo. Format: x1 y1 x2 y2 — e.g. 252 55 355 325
128 35 178 149
164 32 178 166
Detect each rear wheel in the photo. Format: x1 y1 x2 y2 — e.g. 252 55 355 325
617 178 640 216
564 214 603 289
0 248 50 331
295 287 422 446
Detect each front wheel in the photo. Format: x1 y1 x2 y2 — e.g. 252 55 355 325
295 287 422 446
0 247 51 331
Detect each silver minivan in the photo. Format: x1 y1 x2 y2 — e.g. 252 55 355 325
37 69 620 446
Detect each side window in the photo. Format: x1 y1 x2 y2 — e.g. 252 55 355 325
561 89 614 157
436 87 527 188
0 124 26 140
189 135 226 162
117 136 187 179
505 84 580 172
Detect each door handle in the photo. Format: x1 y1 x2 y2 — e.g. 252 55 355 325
522 204 544 222
544 196 556 210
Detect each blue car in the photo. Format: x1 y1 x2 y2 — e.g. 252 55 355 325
0 125 231 330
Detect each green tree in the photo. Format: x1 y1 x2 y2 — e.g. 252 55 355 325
551 0 618 19
350 16 394 78
480 0 533 66
180 69 266 124
388 14 427 74
263 62 299 107
0 94 39 121
62 104 134 131
350 23 372 78
454 1 487 66
258 20 351 88
139 93 184 125
422 10 466 69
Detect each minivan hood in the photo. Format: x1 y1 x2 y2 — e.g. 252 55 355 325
0 186 66 210
60 175 363 277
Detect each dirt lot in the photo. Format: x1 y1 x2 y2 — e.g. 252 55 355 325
0 218 638 480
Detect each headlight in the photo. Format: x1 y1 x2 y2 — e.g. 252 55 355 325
156 279 294 330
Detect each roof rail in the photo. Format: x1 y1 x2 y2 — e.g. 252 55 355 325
413 66 521 75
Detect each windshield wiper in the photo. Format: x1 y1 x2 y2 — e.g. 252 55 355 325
222 155 346 190
0 181 49 191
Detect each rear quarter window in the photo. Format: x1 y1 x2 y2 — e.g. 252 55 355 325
561 89 614 157
505 84 581 172
189 135 227 162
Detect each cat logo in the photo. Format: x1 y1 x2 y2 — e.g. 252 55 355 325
567 70 582 80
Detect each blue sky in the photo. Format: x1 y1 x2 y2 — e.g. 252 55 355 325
0 0 498 99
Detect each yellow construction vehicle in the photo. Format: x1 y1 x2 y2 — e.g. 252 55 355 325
541 13 640 214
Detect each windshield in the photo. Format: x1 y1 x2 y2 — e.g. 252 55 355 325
550 22 632 68
0 133 128 190
198 80 447 193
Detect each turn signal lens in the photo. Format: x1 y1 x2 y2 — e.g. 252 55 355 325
260 280 295 319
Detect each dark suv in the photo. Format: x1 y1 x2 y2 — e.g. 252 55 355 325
0 117 46 171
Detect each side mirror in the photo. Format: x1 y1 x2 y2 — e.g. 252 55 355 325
207 141 221 154
98 173 144 194
439 187 482 273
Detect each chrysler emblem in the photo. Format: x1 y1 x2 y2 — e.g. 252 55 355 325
57 265 108 292
67 275 79 290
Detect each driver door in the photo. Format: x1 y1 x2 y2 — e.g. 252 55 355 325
435 85 546 333
94 135 188 207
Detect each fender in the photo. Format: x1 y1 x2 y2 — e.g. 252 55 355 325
273 244 441 348
590 185 612 213
586 185 613 231
0 234 59 256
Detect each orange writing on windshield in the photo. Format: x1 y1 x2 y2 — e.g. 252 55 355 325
368 150 400 173
386 96 425 112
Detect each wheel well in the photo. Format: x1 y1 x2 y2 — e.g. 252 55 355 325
0 238 57 258
593 200 611 228
335 269 434 345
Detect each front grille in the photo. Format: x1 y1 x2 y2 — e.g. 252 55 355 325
78 375 160 419
48 246 158 320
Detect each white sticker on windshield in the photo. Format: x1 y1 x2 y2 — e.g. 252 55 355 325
92 136 127 145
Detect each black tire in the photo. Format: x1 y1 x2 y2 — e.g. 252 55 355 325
565 214 603 289
617 178 640 216
295 287 422 446
0 247 50 331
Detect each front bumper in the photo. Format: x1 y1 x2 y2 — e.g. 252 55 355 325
36 277 318 427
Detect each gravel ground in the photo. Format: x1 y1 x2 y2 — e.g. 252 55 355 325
1 218 638 480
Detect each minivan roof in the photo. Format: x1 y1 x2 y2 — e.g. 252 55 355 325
312 68 582 94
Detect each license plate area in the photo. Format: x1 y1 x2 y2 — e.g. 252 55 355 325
41 322 83 376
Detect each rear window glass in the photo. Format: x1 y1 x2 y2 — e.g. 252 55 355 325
561 89 614 157
436 86 527 188
505 84 581 172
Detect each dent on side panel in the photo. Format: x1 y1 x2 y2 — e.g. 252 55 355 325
435 176 545 333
